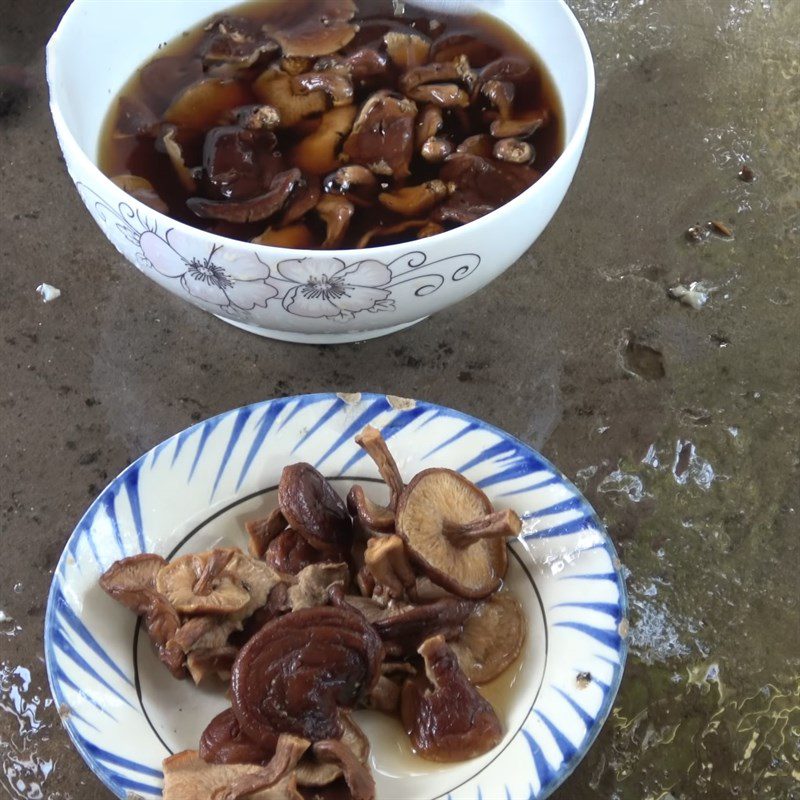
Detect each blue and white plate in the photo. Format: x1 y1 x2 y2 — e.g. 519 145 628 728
45 393 627 799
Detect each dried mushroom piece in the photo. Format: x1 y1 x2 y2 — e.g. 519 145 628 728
384 31 431 70
291 105 357 175
287 562 350 610
188 168 302 223
362 535 415 600
163 736 308 800
264 0 358 58
373 596 475 657
163 78 250 130
450 591 525 684
186 645 238 684
312 738 375 800
201 16 279 69
315 194 355 248
342 90 417 178
231 606 384 745
200 707 273 766
157 548 249 615
400 635 502 762
246 507 287 559
295 712 369 788
110 175 168 214
395 468 517 599
254 67 328 128
100 554 185 678
279 462 352 553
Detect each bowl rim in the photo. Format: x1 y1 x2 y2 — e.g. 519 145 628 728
43 391 627 800
46 0 595 259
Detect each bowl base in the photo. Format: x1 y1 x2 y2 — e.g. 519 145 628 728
215 315 427 344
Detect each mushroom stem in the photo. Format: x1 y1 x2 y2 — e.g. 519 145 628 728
355 426 404 508
442 509 522 548
193 549 236 596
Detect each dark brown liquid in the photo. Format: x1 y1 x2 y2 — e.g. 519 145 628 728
99 0 564 249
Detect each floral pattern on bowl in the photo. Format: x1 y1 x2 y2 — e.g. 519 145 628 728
80 182 482 323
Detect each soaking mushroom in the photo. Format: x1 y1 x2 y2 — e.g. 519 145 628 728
415 104 443 149
341 90 417 178
264 0 358 58
493 138 534 164
188 168 301 223
400 635 502 762
315 194 355 248
291 105 357 175
254 67 328 128
449 591 526 684
292 70 354 108
110 175 168 214
322 165 378 207
384 31 431 70
378 180 448 217
138 56 204 110
163 78 250 130
231 606 384 746
355 219 435 248
280 175 321 224
200 16 278 69
99 554 185 678
394 467 522 598
159 126 197 192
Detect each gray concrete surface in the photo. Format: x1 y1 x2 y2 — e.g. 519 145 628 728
1 0 798 798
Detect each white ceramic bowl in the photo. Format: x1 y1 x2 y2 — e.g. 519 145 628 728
47 1 594 344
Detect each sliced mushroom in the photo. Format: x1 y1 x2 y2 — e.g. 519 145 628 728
163 78 250 129
384 31 431 70
322 165 377 207
281 175 322 224
493 138 534 164
287 562 351 610
450 591 525 685
114 96 159 137
480 80 515 121
490 110 548 139
362 535 415 600
295 712 369 788
254 67 328 128
163 747 305 800
420 138 453 163
265 0 358 58
312 738 375 800
315 194 355 248
186 645 238 684
407 83 469 108
400 635 502 762
456 133 494 158
201 16 279 69
234 104 281 131
110 175 168 214
373 597 475 657
415 105 443 148
342 90 417 179
252 224 317 249
139 56 203 110
200 707 273 766
430 34 499 67
156 549 249 615
291 105 357 175
480 56 536 85
378 180 448 217
231 606 384 745
201 125 284 201
399 61 464 94
395 468 514 599
100 554 185 678
159 126 197 192
279 463 353 554
292 70 353 107
246 507 287 559
346 485 394 533
356 219 432 248
188 168 301 223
